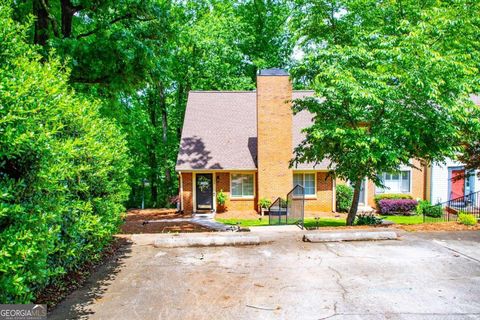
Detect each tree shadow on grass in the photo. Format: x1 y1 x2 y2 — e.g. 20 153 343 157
47 239 133 320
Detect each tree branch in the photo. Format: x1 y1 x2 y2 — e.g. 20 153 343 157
76 13 133 39
40 0 60 37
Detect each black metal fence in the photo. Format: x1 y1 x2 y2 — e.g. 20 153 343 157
268 185 305 228
424 190 480 223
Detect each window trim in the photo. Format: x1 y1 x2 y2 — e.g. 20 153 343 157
375 170 412 194
230 172 255 199
293 172 317 199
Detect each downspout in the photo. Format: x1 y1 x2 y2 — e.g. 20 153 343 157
332 177 336 212
179 172 184 212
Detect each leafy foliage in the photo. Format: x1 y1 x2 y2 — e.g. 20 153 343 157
291 0 480 225
0 6 130 303
423 205 443 218
458 212 477 226
336 184 353 212
355 214 382 226
258 198 272 209
374 194 413 207
217 190 226 206
378 199 418 215
415 200 432 216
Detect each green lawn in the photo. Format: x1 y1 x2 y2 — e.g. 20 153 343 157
217 214 424 227
380 215 424 225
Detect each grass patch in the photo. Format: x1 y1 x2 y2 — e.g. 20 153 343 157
380 215 423 225
216 217 346 228
218 214 425 227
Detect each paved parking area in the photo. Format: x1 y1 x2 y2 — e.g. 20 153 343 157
50 231 480 320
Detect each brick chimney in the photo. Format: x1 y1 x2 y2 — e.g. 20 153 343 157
256 68 293 202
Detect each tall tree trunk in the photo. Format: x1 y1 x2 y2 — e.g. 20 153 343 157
148 90 159 207
33 0 49 45
158 83 171 203
346 178 363 225
60 0 75 38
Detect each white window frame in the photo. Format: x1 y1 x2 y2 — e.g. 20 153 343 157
376 170 412 194
230 173 255 199
293 172 317 198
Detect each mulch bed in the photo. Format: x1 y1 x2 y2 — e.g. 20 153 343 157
397 222 480 232
120 221 212 234
126 208 191 221
120 209 212 234
36 237 130 310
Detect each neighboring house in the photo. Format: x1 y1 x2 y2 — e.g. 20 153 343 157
347 159 428 211
426 95 480 204
176 69 334 214
427 158 480 204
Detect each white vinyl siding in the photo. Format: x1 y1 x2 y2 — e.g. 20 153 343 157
376 171 411 194
231 174 254 198
293 173 316 196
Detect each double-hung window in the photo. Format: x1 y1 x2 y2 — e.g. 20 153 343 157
293 173 316 196
231 174 254 198
376 171 411 194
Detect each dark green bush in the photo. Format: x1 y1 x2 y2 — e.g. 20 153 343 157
415 200 431 215
423 205 443 218
374 193 413 206
0 7 131 303
336 184 353 212
356 214 383 225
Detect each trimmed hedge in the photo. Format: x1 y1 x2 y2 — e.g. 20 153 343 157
374 193 413 206
0 7 131 303
378 199 418 215
336 184 354 212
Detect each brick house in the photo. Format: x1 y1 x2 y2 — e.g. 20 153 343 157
176 69 333 215
176 69 476 215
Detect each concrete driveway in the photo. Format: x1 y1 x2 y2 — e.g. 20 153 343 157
50 231 480 320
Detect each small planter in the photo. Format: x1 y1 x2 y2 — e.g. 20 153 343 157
217 204 226 213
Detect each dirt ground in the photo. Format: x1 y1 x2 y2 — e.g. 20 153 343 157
397 221 480 232
126 208 191 221
50 231 480 320
120 209 208 234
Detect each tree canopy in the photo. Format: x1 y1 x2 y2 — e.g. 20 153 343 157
290 0 480 224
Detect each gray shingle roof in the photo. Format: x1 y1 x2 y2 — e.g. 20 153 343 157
176 90 331 171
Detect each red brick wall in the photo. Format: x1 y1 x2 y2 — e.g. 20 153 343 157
304 172 334 213
215 172 257 213
181 172 193 214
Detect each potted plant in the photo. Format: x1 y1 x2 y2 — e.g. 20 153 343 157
258 198 272 216
216 189 227 213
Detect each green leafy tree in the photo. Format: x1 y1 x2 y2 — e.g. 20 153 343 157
11 0 294 208
0 4 130 302
291 0 480 225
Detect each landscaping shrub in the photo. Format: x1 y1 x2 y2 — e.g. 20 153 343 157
0 7 131 303
374 193 413 207
458 212 477 226
415 200 432 215
336 184 353 212
423 205 443 218
378 199 418 215
356 214 383 225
